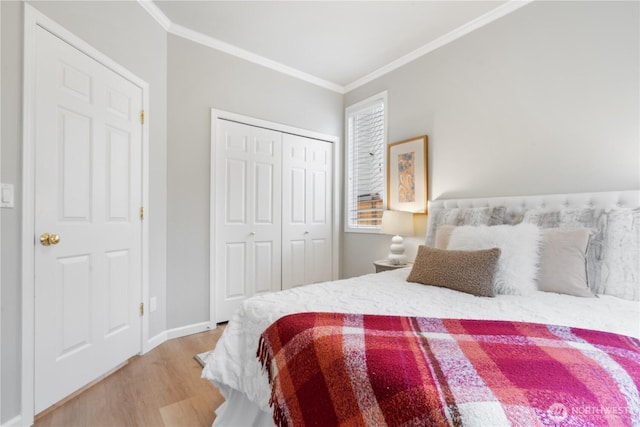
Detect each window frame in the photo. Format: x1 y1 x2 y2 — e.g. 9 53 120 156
344 91 388 233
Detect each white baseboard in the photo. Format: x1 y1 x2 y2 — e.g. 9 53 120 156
166 321 212 340
144 330 168 353
1 415 23 427
144 321 214 354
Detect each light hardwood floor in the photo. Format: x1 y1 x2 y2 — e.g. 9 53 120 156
35 327 226 427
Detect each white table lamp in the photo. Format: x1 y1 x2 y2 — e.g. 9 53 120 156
380 210 414 265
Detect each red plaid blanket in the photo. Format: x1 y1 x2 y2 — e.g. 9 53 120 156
257 312 640 427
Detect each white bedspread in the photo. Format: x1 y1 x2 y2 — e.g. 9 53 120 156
202 268 640 413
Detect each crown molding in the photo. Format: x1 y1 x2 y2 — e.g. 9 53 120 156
136 0 344 93
344 0 534 92
137 0 533 95
137 0 171 31
167 22 345 93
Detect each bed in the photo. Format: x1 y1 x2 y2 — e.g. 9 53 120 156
202 190 640 426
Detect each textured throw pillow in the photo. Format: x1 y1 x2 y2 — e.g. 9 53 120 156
407 246 501 297
447 223 541 295
434 225 456 249
594 208 640 300
425 206 506 247
538 228 595 297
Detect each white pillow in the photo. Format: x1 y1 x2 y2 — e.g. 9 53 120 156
447 224 541 295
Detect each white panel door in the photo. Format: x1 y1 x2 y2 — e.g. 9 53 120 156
34 26 142 413
215 120 282 322
282 134 333 290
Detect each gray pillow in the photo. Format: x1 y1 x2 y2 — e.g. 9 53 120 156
520 208 639 300
407 246 501 297
537 228 595 297
425 206 505 247
434 225 455 249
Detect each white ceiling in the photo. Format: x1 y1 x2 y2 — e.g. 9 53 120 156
148 1 526 92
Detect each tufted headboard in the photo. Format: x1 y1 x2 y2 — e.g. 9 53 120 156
428 190 640 228
426 190 640 300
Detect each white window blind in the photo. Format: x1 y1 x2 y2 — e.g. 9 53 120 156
345 92 387 232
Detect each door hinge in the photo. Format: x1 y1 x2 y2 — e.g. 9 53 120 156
140 207 144 220
140 302 144 317
140 110 145 125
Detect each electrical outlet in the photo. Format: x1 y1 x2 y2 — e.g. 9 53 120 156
150 297 157 312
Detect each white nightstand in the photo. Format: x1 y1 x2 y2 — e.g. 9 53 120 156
373 259 413 273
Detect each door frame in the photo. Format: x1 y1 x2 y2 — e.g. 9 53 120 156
21 5 150 424
209 109 341 326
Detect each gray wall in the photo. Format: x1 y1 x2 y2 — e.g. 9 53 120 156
166 35 343 328
1 1 168 421
343 1 640 278
1 2 22 421
0 1 343 421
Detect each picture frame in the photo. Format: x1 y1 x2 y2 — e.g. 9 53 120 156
387 135 428 213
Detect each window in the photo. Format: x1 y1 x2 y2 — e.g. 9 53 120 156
345 92 387 232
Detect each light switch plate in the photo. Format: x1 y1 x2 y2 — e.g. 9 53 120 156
1 183 14 208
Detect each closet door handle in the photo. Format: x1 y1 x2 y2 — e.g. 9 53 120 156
250 231 256 236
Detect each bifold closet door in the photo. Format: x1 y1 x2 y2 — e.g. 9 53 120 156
215 120 282 323
282 133 333 290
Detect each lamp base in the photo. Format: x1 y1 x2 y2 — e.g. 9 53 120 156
387 235 407 265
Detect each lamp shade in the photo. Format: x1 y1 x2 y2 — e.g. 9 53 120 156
380 210 414 236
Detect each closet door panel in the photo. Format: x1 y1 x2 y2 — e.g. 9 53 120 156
215 120 281 322
311 170 328 224
254 241 274 294
254 162 275 224
289 167 306 223
225 159 247 223
282 134 332 290
224 130 248 152
254 137 275 156
289 143 305 161
250 130 282 296
305 140 333 285
224 242 246 298
286 240 307 287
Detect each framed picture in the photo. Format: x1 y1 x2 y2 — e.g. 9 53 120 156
387 135 428 213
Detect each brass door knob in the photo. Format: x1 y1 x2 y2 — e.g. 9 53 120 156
40 233 60 246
